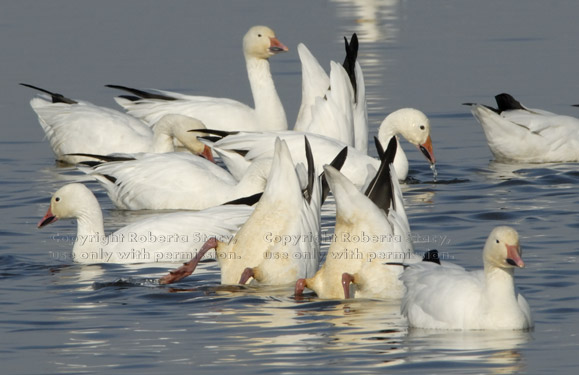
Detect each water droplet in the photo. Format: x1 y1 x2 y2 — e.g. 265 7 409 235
430 163 438 182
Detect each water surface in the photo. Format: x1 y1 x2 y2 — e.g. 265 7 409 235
2 1 579 374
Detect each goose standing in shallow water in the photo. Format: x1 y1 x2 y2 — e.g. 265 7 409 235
400 226 533 330
465 93 579 163
159 137 340 286
21 84 212 164
108 25 289 132
37 183 252 264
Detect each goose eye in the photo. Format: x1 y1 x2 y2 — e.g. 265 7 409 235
55 197 60 202
495 239 500 244
420 125 425 130
257 33 262 37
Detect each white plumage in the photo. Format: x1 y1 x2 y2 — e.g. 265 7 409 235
77 152 270 210
109 25 288 132
23 83 211 164
295 138 417 299
401 226 533 330
466 93 579 162
160 137 324 285
208 107 435 188
37 183 252 264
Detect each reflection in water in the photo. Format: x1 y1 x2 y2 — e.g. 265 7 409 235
330 0 400 43
401 329 532 374
330 0 402 124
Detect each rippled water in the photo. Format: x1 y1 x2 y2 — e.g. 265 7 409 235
2 1 579 374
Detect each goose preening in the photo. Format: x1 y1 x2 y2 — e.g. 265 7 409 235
205 107 435 188
37 183 252 264
400 226 533 330
159 137 345 285
294 137 418 299
76 152 271 210
464 93 579 163
21 83 212 164
107 25 289 132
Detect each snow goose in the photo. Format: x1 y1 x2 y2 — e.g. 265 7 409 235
21 84 212 164
294 34 368 153
159 137 344 285
107 25 288 132
76 152 270 210
464 93 579 163
294 137 417 299
37 183 253 264
205 107 435 187
400 226 533 330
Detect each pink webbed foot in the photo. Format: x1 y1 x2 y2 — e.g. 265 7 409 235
159 237 218 285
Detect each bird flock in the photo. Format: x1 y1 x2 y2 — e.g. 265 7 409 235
28 24 579 332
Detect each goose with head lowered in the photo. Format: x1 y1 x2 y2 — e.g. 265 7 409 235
159 137 347 286
464 93 579 163
107 25 289 132
294 137 419 299
21 83 212 164
75 151 271 211
400 226 533 330
37 183 253 264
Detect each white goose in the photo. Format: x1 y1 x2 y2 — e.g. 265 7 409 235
108 25 288 132
159 137 327 286
295 138 417 299
208 107 435 188
294 34 368 153
465 93 579 163
37 183 253 264
400 226 533 330
21 84 212 164
77 152 270 210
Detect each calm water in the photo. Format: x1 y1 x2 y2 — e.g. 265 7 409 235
2 1 579 374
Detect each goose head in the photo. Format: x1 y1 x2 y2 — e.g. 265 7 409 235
153 114 214 161
37 184 98 228
377 108 435 165
483 226 525 270
243 25 288 60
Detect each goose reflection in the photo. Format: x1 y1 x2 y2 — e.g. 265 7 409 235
330 0 400 43
399 329 532 373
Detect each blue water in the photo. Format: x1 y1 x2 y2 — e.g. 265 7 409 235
2 1 579 374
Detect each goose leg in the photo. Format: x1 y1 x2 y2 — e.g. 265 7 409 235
159 237 218 284
342 272 355 299
239 267 255 285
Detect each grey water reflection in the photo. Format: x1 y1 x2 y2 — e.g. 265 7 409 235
331 0 400 43
401 329 532 373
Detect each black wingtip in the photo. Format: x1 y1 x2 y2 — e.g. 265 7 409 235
106 84 177 101
321 146 348 203
342 33 359 100
20 83 77 104
364 137 397 213
462 101 500 113
302 136 315 204
422 249 441 265
495 93 525 112
223 192 263 206
374 136 385 160
66 153 136 163
189 128 237 138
